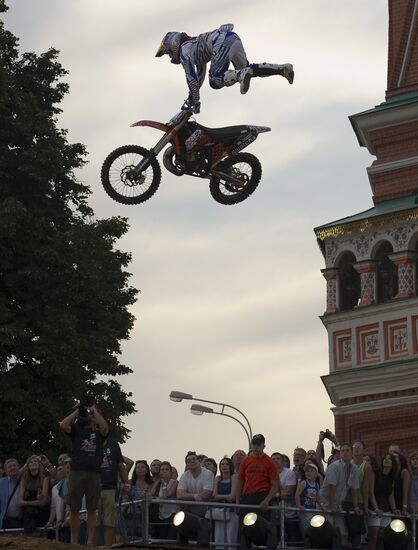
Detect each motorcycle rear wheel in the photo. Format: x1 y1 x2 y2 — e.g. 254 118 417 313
209 153 262 205
101 145 161 205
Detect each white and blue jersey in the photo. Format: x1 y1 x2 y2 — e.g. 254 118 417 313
179 24 248 103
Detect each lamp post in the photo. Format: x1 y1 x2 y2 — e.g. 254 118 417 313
190 404 251 450
169 390 253 450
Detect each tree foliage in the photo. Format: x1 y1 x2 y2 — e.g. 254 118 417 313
0 1 138 461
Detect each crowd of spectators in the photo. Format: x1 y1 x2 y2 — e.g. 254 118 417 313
1 414 418 550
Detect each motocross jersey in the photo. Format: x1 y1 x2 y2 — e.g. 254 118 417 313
179 24 236 104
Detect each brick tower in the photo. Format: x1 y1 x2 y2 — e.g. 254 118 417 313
314 0 418 458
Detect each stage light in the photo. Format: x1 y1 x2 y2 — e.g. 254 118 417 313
304 514 335 549
383 518 409 550
241 512 277 550
172 511 210 547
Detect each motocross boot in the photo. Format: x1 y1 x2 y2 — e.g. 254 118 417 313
251 63 294 84
223 67 254 94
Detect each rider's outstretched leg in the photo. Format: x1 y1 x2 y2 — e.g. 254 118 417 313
250 63 294 84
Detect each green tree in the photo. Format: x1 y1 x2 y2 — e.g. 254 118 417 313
0 0 138 461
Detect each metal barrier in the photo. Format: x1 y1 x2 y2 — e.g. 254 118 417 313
1 497 417 548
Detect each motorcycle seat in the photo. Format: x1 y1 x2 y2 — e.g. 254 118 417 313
195 124 249 142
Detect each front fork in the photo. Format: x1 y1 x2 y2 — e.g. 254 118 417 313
129 132 172 176
130 125 182 176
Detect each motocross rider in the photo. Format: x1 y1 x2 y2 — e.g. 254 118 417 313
155 24 294 114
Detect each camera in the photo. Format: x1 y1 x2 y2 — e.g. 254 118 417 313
78 392 96 423
320 429 334 442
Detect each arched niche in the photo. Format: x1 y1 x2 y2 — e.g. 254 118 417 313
338 251 360 311
374 240 398 303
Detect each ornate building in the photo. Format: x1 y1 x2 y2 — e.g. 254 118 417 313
314 0 418 457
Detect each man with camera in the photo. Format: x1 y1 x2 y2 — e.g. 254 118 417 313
59 393 108 546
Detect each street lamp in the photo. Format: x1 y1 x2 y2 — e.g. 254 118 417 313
190 404 251 449
169 390 253 450
169 391 193 402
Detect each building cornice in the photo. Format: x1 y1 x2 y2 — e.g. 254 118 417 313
349 98 418 154
321 359 418 406
331 393 418 415
320 296 418 327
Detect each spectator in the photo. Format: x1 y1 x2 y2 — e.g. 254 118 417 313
212 457 238 550
57 453 71 467
18 455 49 534
96 438 129 547
293 447 307 481
319 443 360 548
388 443 402 455
203 458 217 476
150 460 179 540
0 458 23 530
232 449 247 474
45 464 65 525
123 460 154 539
342 441 371 550
367 453 398 550
390 449 410 514
282 454 291 469
150 459 162 483
171 466 179 480
59 402 108 546
408 451 418 513
295 462 322 536
0 463 4 478
236 434 278 517
177 452 214 516
45 465 69 542
271 452 299 545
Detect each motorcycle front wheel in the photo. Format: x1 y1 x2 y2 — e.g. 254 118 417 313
209 152 262 205
101 145 161 205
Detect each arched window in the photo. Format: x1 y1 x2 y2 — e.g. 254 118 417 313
338 252 360 311
375 241 398 303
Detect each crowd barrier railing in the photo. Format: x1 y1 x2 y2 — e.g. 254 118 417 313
1 496 416 548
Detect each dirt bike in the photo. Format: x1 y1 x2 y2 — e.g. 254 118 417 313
100 102 271 205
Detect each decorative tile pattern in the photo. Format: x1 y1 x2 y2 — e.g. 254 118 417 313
387 226 410 249
326 278 337 312
349 234 375 258
398 262 415 295
384 319 408 359
333 330 352 370
360 271 375 304
357 324 380 365
325 239 339 265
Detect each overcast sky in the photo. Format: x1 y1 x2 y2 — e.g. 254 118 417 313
4 1 388 471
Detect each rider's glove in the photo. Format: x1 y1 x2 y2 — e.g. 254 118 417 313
191 102 200 114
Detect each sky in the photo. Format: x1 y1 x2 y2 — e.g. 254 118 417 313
4 0 389 472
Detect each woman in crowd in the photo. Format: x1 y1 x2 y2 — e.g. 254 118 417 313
123 460 154 540
150 461 179 540
212 457 238 550
366 453 398 550
18 455 50 534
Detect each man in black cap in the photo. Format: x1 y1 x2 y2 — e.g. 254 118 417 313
236 434 279 516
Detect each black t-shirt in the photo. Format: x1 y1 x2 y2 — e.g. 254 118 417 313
69 422 105 473
101 439 124 490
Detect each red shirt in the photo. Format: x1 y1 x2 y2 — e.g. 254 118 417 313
238 454 278 495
